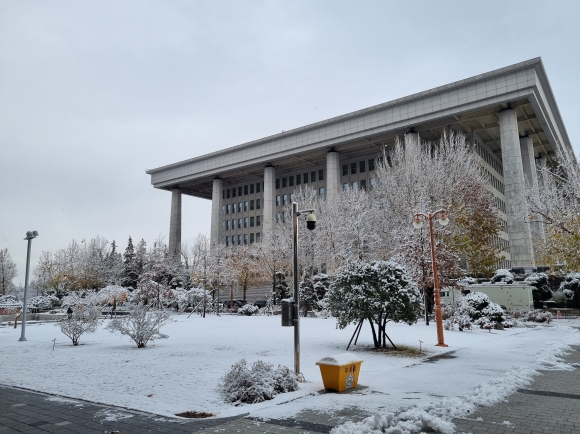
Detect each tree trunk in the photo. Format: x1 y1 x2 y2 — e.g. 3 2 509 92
369 319 379 348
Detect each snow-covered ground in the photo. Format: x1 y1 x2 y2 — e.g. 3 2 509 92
1 314 579 426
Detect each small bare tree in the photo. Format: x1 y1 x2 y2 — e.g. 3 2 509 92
106 304 171 348
57 304 100 346
0 248 17 295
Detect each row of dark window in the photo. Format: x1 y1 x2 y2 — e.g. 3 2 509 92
342 178 376 191
223 199 261 215
225 233 260 246
342 158 376 177
223 183 262 200
476 143 503 176
276 170 324 189
275 188 325 206
225 216 262 231
484 168 505 195
493 196 506 214
492 235 510 253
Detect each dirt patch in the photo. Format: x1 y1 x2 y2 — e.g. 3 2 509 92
355 344 427 358
175 411 214 418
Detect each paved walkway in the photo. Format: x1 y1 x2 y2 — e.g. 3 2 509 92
1 346 579 433
452 345 580 434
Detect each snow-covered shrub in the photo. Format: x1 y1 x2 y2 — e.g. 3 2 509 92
463 292 491 317
552 291 567 305
97 285 130 305
491 269 514 284
0 294 22 313
0 294 18 304
560 272 580 307
57 303 100 346
218 359 298 404
327 260 421 348
445 292 505 330
525 272 552 302
441 301 455 320
106 304 171 348
28 295 59 310
60 291 98 308
458 277 478 286
171 287 211 312
481 302 505 324
523 309 553 323
238 304 259 316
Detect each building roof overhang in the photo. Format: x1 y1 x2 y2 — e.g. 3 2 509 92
146 58 572 200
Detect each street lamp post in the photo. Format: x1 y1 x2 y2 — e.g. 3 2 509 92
291 202 316 376
413 210 449 347
19 230 39 342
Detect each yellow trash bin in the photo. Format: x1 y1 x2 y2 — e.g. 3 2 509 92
316 353 364 392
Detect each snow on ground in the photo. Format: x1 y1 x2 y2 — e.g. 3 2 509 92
0 314 579 424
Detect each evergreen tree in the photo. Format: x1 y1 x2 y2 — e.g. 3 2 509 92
274 271 289 301
123 237 138 289
327 260 422 349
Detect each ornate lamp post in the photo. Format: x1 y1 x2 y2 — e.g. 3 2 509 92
413 210 449 347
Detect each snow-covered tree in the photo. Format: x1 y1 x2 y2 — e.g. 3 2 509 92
28 295 59 310
560 273 580 308
327 260 422 348
0 248 17 295
491 269 514 284
0 294 21 313
104 240 125 286
229 244 263 302
523 146 580 270
57 303 100 346
300 273 330 315
371 131 501 285
123 237 138 289
273 271 290 301
106 304 171 348
525 272 552 303
255 226 292 300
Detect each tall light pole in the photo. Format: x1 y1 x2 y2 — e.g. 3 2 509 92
292 202 316 376
19 230 39 342
413 210 449 347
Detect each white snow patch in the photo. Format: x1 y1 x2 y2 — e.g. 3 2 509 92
316 352 364 366
95 409 134 422
331 327 580 434
1 315 579 422
45 396 83 406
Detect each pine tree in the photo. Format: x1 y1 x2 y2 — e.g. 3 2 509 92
327 260 422 349
123 237 138 289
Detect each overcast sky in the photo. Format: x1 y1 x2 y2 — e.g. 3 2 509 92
1 0 579 285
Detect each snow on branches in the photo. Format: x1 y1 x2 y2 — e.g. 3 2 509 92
327 260 421 348
106 304 171 348
57 303 100 346
523 145 580 270
218 359 298 404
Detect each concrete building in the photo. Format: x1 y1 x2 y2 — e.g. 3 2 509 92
146 58 572 269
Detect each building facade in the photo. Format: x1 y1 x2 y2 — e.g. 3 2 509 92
147 58 572 270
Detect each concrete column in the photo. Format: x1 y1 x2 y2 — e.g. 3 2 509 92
326 151 340 202
405 132 420 147
168 188 182 257
498 110 534 268
210 178 223 245
520 137 545 242
263 166 275 237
